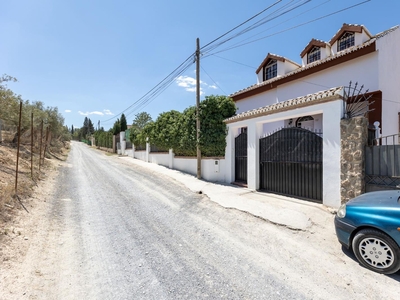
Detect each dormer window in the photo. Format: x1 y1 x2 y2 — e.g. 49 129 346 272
337 32 355 51
264 60 277 81
307 46 321 63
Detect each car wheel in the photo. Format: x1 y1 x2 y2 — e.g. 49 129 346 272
352 229 400 274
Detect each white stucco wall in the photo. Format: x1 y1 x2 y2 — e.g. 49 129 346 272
149 153 170 167
236 51 379 116
132 149 227 182
278 53 378 103
134 151 147 162
166 157 226 182
377 28 400 137
262 121 284 136
225 98 344 208
235 89 278 114
284 61 300 73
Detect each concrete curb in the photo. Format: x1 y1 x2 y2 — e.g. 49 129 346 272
118 157 335 231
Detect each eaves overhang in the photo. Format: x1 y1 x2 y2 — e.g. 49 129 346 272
225 87 345 124
329 23 366 46
300 38 330 58
231 40 376 101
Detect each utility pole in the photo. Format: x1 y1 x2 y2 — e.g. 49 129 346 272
196 38 201 179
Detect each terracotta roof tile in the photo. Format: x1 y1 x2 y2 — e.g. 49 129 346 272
230 39 376 98
225 87 345 123
374 25 399 38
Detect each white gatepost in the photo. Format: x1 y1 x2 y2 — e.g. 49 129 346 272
225 125 236 184
145 141 150 162
247 121 263 190
169 149 174 169
120 131 126 155
322 99 344 208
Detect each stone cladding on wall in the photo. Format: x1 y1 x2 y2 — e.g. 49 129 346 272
340 117 369 203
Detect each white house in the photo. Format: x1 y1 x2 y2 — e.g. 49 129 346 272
224 23 400 208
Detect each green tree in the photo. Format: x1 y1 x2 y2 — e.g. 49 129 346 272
0 74 71 145
132 112 152 130
82 117 89 137
120 113 127 132
178 106 197 156
88 118 95 135
129 112 153 146
112 118 121 135
142 95 236 156
199 95 237 156
150 110 182 150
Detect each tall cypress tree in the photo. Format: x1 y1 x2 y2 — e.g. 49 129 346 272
120 113 127 132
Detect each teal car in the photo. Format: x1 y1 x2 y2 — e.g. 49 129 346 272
334 190 400 275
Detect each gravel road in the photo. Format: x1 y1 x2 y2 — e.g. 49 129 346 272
1 141 399 299
55 142 303 299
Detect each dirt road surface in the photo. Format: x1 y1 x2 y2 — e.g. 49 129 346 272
1 141 399 299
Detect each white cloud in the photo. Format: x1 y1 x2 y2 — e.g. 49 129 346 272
103 109 114 115
77 109 114 116
176 75 204 95
65 109 72 113
176 75 216 95
78 111 104 116
91 111 104 115
186 87 196 93
176 75 197 88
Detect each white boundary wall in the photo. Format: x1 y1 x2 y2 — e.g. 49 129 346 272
125 146 226 182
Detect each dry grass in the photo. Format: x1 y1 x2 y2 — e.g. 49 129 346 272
0 140 69 225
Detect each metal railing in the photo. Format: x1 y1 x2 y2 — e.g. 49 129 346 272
365 133 400 188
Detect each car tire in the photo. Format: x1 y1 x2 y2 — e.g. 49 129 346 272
352 229 400 275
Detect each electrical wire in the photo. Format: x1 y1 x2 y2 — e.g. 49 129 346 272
201 0 311 56
102 1 311 125
205 0 331 58
209 54 257 69
102 0 371 126
200 66 227 95
206 0 371 56
200 0 283 50
102 52 195 124
123 58 194 119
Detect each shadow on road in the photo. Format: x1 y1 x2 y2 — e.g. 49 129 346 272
341 245 400 281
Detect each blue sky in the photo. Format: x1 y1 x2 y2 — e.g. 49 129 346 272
1 0 399 130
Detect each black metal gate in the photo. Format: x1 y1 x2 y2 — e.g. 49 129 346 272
235 132 247 183
365 134 400 191
259 127 322 202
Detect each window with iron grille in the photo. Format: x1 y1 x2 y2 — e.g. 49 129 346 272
307 46 321 63
264 60 277 81
337 32 355 52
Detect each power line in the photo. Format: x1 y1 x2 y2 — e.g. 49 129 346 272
207 0 371 56
201 0 311 55
200 66 227 95
122 58 194 120
209 54 257 69
102 52 195 124
206 0 331 57
104 1 296 124
102 0 371 126
201 0 283 50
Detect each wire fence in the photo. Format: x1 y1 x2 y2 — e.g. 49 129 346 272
1 106 52 211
